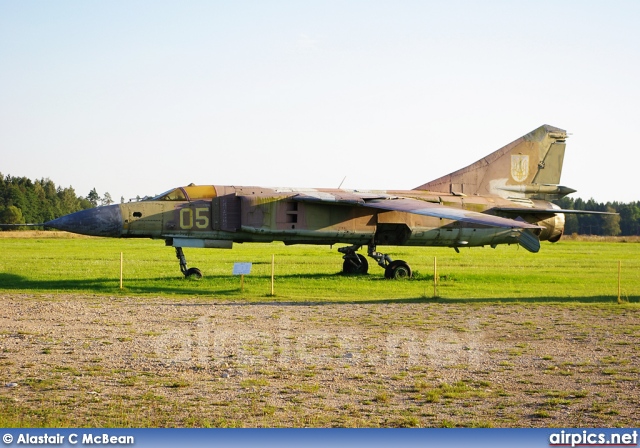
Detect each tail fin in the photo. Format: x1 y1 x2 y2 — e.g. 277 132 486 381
414 124 575 200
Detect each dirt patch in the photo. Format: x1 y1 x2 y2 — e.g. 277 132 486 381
1 294 638 427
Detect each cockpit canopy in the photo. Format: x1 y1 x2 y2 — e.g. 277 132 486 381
151 184 217 201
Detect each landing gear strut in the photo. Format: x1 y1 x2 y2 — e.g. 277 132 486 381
339 245 369 274
367 243 412 279
175 247 203 279
338 243 412 279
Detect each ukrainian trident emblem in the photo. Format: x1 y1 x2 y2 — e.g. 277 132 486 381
511 154 529 182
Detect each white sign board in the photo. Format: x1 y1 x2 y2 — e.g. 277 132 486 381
232 262 252 275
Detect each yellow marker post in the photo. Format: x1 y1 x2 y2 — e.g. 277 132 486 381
433 256 437 298
271 254 275 296
120 252 123 289
618 260 622 303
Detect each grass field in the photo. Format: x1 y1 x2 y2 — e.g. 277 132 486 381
0 233 638 302
1 234 639 428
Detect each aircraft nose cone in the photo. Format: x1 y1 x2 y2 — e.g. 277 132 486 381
45 205 123 237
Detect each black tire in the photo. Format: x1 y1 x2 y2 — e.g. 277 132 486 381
342 254 369 275
185 267 203 279
384 260 412 279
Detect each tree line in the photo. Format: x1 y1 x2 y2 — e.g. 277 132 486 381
1 173 638 235
0 174 113 226
553 197 639 236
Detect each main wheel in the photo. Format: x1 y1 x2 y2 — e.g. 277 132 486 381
185 267 203 279
342 254 369 275
384 260 412 279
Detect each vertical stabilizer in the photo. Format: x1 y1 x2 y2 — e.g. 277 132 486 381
414 125 572 200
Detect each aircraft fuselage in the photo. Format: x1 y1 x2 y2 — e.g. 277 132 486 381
47 186 564 252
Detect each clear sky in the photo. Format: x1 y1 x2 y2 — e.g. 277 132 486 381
1 1 638 203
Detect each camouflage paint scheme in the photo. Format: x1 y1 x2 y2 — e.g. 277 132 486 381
45 125 608 278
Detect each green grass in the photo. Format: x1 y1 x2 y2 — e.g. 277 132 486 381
1 235 638 428
0 236 639 302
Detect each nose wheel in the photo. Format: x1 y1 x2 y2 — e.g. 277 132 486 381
175 247 203 279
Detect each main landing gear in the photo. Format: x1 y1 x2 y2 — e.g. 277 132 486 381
175 247 203 279
339 244 412 279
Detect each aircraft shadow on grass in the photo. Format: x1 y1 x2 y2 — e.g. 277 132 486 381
1 272 635 305
0 272 238 297
0 272 120 293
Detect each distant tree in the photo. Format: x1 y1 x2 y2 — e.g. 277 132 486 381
563 213 579 235
39 178 61 216
120 196 125 204
57 186 82 215
101 192 113 206
617 202 640 235
78 197 93 210
87 188 100 207
0 205 24 225
3 183 27 211
602 205 621 236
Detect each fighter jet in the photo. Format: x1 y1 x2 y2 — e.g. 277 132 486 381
39 124 608 279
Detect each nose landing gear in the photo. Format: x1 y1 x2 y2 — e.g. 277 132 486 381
175 247 203 279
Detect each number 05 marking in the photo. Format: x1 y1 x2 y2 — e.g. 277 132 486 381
179 207 210 229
